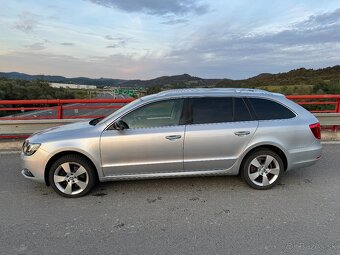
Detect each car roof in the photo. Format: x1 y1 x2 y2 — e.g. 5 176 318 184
141 88 284 101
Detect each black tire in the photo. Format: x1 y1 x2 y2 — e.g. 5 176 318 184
241 149 284 190
48 154 97 198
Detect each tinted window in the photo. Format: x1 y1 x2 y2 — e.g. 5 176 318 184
249 98 295 120
234 98 252 122
191 98 233 124
122 99 184 128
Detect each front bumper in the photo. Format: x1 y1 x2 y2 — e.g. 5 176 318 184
21 148 50 183
21 168 40 181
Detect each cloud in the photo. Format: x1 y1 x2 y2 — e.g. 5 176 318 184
25 43 46 51
136 8 340 78
106 44 119 48
88 0 209 16
60 42 75 46
167 8 340 64
104 35 128 48
104 35 128 41
104 35 114 40
160 18 189 25
251 8 340 45
106 42 126 48
2 8 340 79
299 8 340 28
14 12 39 33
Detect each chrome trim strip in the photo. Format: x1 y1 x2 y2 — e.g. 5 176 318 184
100 169 235 181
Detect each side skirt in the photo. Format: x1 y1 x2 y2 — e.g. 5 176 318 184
99 169 237 182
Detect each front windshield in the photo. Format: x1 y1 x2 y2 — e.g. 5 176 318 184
97 98 142 125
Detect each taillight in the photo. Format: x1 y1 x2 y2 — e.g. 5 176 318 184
309 122 321 140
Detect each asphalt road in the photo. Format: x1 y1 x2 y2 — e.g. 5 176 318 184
0 144 339 255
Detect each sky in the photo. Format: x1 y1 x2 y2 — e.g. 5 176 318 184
0 0 339 80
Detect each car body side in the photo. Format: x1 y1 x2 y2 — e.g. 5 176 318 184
21 91 322 185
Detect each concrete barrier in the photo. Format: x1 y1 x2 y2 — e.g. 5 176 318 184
0 119 90 135
314 113 340 125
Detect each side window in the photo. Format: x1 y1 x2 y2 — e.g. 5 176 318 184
249 98 295 120
234 98 252 122
121 99 184 129
191 97 233 124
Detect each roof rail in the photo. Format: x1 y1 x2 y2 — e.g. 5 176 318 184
158 88 275 95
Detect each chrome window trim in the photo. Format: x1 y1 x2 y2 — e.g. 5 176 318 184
104 97 185 131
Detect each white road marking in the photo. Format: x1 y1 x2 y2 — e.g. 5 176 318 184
0 151 21 154
321 141 340 144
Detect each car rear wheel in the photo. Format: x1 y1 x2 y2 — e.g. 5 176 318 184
241 149 284 190
49 155 96 198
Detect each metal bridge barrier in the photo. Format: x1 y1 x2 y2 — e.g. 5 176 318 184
0 95 339 139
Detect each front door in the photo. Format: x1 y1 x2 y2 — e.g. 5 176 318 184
100 99 185 176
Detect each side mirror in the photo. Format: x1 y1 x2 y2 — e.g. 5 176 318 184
113 119 129 130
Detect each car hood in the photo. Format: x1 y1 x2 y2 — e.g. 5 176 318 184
28 120 95 142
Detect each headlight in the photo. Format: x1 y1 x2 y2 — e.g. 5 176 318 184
22 141 41 156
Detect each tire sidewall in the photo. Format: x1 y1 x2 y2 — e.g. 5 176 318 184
48 155 96 198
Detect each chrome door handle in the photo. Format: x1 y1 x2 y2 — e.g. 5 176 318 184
234 131 250 136
165 135 182 141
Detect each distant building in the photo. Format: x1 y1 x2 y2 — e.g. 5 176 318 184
50 83 97 90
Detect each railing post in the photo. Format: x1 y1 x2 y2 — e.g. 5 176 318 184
336 98 340 113
332 98 340 132
57 100 63 119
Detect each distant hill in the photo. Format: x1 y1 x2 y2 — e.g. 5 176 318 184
0 72 124 86
0 72 222 88
1 65 340 88
216 65 340 87
119 74 222 88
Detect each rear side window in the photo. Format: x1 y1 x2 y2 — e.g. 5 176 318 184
191 98 233 124
189 97 253 124
248 98 295 120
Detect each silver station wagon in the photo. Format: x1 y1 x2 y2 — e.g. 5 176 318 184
21 88 322 197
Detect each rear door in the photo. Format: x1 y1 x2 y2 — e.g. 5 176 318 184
184 97 258 171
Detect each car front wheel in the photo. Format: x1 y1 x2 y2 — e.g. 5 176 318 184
241 149 284 190
49 155 96 198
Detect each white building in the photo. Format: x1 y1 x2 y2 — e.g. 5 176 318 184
50 83 97 90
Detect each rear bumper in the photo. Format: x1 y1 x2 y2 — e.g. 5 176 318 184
287 141 322 171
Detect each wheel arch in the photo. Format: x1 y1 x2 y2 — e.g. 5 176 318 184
239 144 288 173
44 151 99 186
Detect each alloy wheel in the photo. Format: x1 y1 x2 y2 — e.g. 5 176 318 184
247 155 280 187
53 162 89 195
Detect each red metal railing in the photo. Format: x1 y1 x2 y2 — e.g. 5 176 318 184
0 98 134 120
0 95 339 120
0 95 339 139
286 94 340 113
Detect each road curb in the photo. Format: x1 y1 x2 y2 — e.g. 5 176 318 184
0 140 23 151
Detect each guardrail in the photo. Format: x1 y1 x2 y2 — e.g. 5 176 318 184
0 95 339 139
0 95 339 120
0 113 338 139
0 119 90 139
0 98 134 120
286 95 340 113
